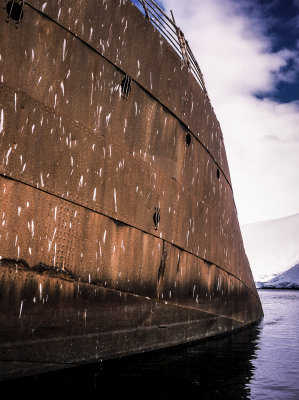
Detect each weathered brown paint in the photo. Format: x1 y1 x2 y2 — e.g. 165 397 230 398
0 0 262 378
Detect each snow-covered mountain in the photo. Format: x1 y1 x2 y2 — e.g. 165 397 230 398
241 213 299 283
256 264 299 289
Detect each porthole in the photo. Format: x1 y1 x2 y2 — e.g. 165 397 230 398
185 133 191 146
121 74 132 99
6 1 24 23
153 207 160 230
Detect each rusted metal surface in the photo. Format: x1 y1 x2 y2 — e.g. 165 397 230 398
24 0 231 182
1 178 260 319
0 259 246 363
0 0 263 378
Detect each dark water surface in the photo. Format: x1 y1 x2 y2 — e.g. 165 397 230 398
2 290 299 399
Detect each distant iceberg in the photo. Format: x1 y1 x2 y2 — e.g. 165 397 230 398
257 264 299 289
241 213 299 282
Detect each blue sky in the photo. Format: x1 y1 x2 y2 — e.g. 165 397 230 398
252 0 299 103
133 0 299 224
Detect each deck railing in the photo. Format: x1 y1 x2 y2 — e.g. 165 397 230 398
134 0 209 97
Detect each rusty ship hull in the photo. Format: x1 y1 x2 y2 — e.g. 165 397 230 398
0 0 263 379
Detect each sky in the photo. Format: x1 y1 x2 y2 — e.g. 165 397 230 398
135 0 299 225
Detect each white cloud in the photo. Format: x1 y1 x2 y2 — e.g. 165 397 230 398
161 0 299 224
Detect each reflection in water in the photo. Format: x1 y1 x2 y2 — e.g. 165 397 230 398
2 290 298 399
249 290 299 400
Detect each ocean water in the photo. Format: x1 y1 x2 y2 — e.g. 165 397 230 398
2 290 299 399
